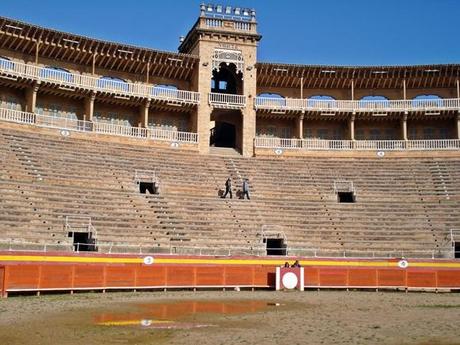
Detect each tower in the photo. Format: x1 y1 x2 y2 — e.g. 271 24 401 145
179 4 261 156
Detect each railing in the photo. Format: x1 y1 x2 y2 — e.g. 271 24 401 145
134 169 156 183
0 239 454 259
233 21 252 31
0 58 200 105
205 18 223 27
65 215 96 235
0 107 199 144
254 97 304 111
254 137 460 151
451 229 460 258
333 180 355 193
209 92 246 108
255 96 460 113
353 140 408 151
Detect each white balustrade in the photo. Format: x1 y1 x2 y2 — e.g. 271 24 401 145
209 92 246 108
408 139 460 150
0 107 35 124
254 136 460 151
234 21 251 31
255 97 460 113
0 107 198 144
205 18 223 27
0 58 200 104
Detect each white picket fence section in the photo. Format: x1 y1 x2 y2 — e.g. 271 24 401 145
254 137 460 151
0 108 198 143
255 96 460 113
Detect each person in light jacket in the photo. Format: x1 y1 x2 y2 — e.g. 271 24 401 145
242 178 250 200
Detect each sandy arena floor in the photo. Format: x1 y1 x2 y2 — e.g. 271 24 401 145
0 290 459 345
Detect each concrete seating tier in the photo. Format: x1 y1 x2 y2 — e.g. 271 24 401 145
0 124 459 257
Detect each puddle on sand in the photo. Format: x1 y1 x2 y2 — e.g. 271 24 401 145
94 300 274 330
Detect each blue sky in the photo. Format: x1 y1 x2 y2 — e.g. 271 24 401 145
0 0 459 66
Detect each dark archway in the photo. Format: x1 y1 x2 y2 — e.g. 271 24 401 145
211 122 236 148
211 63 242 95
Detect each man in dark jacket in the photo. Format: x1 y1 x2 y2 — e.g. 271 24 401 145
222 177 232 198
242 178 250 200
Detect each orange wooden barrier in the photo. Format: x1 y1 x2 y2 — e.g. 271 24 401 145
0 266 5 297
1 252 460 296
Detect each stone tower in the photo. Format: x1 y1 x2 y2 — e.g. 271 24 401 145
179 4 261 156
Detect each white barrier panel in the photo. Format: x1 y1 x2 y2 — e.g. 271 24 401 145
275 267 304 291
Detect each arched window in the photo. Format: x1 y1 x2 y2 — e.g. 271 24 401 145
412 94 443 108
359 95 390 110
151 84 179 98
256 93 286 107
0 56 14 70
307 95 336 109
40 66 73 83
97 76 129 92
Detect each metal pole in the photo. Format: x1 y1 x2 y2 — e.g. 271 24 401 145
92 54 96 75
300 76 304 99
403 79 407 100
146 62 150 84
351 79 354 101
457 79 460 99
35 40 40 63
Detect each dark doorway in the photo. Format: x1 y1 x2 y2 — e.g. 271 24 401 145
211 122 236 148
139 182 154 194
454 241 460 259
69 232 97 252
265 238 286 256
338 192 355 203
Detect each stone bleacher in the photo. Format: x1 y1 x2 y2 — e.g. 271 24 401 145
1 123 459 258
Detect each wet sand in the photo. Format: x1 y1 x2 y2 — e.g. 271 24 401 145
0 290 459 345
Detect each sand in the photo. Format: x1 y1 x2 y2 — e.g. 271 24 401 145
0 290 459 345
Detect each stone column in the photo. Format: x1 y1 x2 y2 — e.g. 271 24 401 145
457 114 460 140
25 82 40 113
241 105 256 157
84 92 96 121
348 114 355 140
401 114 408 141
195 103 211 154
295 113 304 139
140 99 150 128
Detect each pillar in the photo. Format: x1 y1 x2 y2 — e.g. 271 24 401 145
92 54 96 75
456 79 459 99
146 62 150 84
241 106 256 157
84 92 96 121
195 103 211 154
457 114 460 140
403 79 407 100
35 41 40 64
140 99 150 127
295 113 304 139
351 79 354 101
25 82 39 113
348 114 355 140
300 76 304 99
401 113 408 141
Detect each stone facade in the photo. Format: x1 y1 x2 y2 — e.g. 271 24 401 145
0 5 459 157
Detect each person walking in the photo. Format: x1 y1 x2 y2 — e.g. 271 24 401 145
222 177 232 199
242 178 250 200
